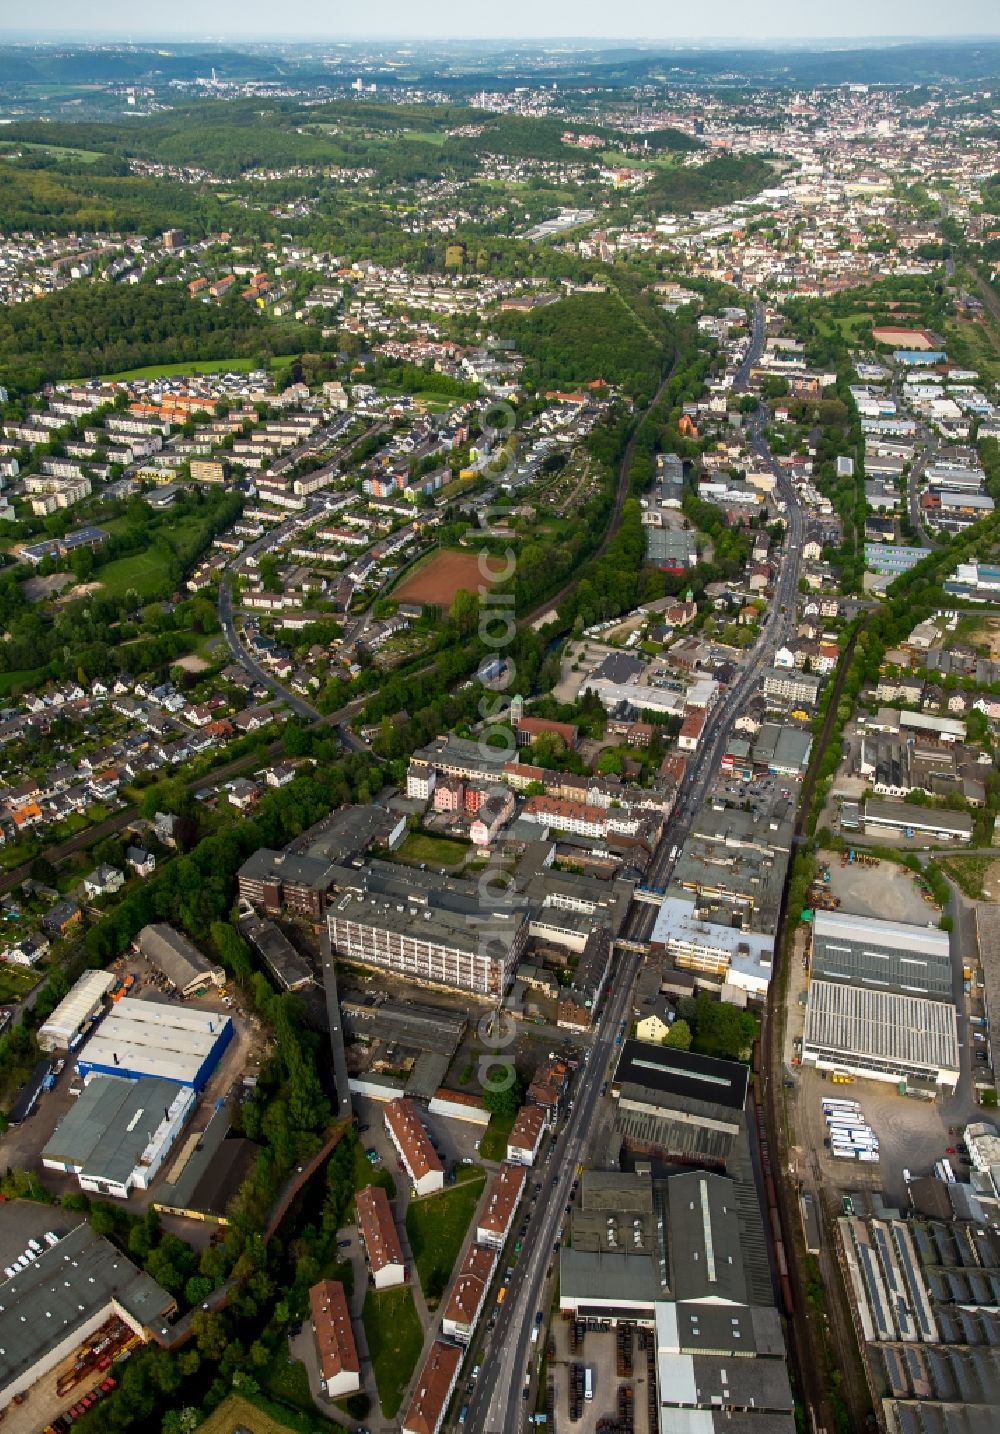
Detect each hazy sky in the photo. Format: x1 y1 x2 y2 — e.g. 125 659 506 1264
8 0 1000 41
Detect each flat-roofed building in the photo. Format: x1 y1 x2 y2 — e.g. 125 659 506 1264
355 1183 405 1288
0 1223 176 1406
650 895 774 997
612 1040 748 1168
440 1243 496 1345
811 910 953 1000
37 969 115 1051
308 1280 360 1399
506 1103 546 1166
802 980 959 1090
328 889 528 998
42 1074 195 1199
862 798 972 844
401 1340 463 1434
136 924 225 997
477 1163 527 1249
237 849 335 919
76 997 233 1091
384 1097 444 1196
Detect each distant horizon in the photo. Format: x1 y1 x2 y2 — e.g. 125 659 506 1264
2 31 1000 45
2 0 999 46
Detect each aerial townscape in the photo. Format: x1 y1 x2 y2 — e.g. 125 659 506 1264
2 11 1000 1434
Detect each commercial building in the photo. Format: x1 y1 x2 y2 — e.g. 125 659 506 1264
612 1040 749 1167
839 1213 1000 1427
810 911 953 1000
237 849 335 919
865 542 933 575
384 1097 444 1196
76 997 233 1091
650 895 774 997
308 1280 360 1399
328 888 528 998
37 970 115 1051
802 980 959 1090
136 924 225 997
400 1340 463 1434
440 1243 497 1345
42 1075 195 1199
239 912 313 991
762 666 822 708
355 1183 406 1288
862 798 973 844
153 1102 258 1224
0 1223 176 1406
506 1103 546 1166
476 1163 527 1249
557 1169 794 1430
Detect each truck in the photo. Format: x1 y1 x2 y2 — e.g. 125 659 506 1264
584 1367 594 1402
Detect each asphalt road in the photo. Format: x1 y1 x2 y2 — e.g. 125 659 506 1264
465 953 640 1434
907 434 938 540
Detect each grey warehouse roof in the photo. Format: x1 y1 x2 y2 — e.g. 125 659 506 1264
42 1074 189 1189
0 1223 175 1399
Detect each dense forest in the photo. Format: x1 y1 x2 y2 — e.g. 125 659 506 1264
642 154 775 214
0 158 238 237
0 283 311 394
494 289 673 400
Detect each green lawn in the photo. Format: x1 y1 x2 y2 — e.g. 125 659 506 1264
0 964 43 1004
478 1110 516 1162
406 1172 486 1306
0 667 47 696
396 831 471 868
96 550 173 599
261 1353 314 1413
351 1140 397 1202
99 357 259 382
362 1286 424 1420
3 140 105 164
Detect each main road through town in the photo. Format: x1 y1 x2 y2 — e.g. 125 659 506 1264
469 299 809 1432
465 950 641 1434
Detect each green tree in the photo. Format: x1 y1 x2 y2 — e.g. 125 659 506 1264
663 1018 692 1050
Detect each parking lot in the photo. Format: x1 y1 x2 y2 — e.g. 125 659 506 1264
787 1064 961 1210
0 1199 83 1273
547 1317 655 1434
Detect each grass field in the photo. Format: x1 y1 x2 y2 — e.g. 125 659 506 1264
362 1286 424 1419
195 1394 306 1434
0 667 47 696
1 140 105 164
100 357 259 382
815 314 874 341
261 1354 314 1413
406 1171 486 1306
478 1110 516 1162
396 831 471 869
0 964 43 1005
96 550 173 599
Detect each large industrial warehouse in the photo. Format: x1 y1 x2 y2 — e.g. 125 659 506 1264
810 910 954 1000
0 1224 176 1407
42 1075 196 1199
802 980 960 1090
37 970 116 1052
75 997 233 1090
